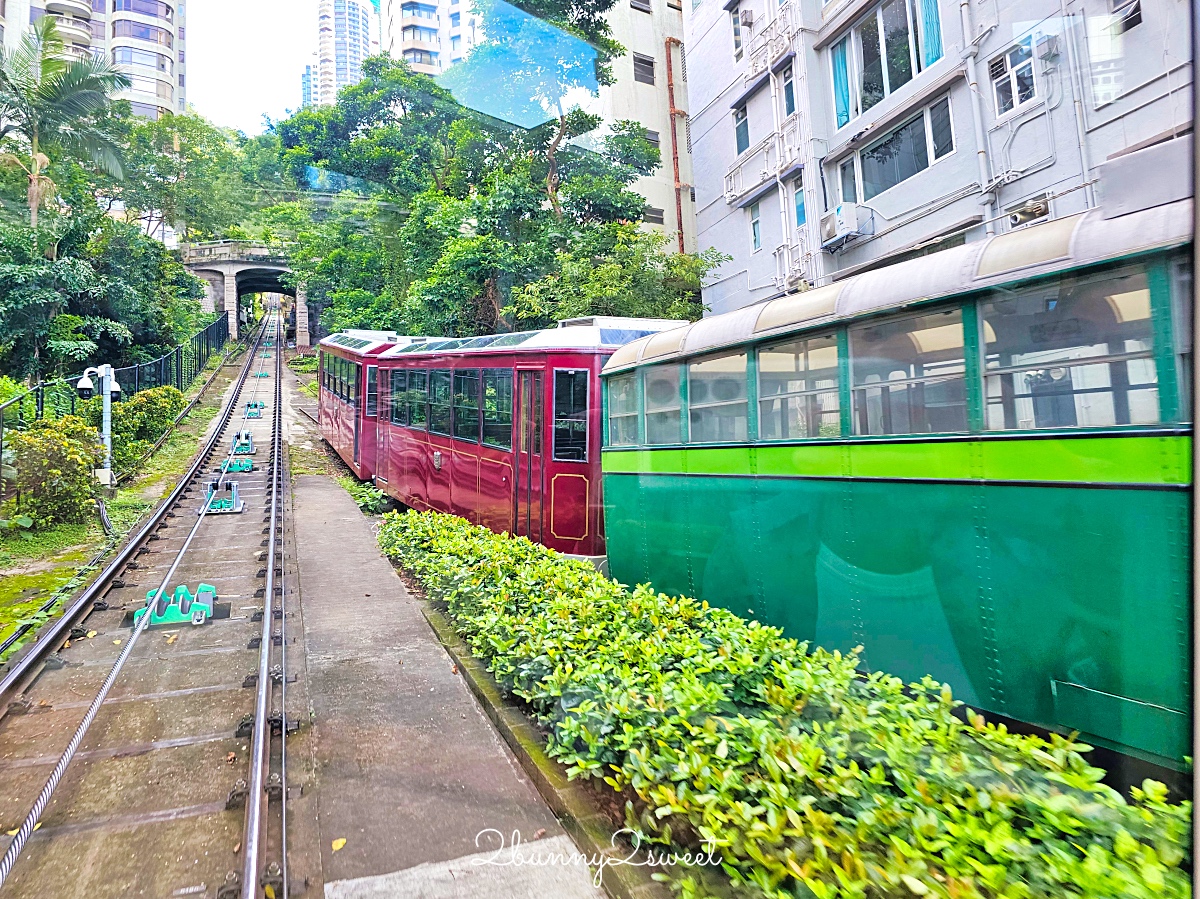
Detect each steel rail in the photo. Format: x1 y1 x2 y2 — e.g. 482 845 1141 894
0 316 274 889
0 318 270 712
240 311 285 898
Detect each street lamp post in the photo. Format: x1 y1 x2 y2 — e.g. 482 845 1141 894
75 365 122 485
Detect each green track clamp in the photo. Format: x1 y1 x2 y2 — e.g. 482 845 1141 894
202 479 245 514
232 430 256 455
246 401 265 419
221 458 254 473
135 584 217 627
253 371 270 378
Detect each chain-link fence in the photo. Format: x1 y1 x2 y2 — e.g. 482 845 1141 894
0 316 230 498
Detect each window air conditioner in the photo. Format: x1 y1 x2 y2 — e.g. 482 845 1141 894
820 203 867 250
739 9 753 27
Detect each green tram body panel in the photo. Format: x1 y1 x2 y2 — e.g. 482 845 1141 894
601 434 1191 768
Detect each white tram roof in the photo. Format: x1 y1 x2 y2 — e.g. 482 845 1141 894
602 197 1193 374
319 332 433 355
375 317 686 359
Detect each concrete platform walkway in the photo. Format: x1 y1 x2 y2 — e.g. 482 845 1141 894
291 475 604 899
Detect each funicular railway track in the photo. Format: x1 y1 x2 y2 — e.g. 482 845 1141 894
0 309 293 899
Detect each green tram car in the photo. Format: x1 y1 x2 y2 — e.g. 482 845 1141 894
600 199 1192 772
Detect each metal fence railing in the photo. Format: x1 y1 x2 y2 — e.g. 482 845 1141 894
0 316 231 496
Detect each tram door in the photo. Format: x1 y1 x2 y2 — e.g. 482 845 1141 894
514 370 544 543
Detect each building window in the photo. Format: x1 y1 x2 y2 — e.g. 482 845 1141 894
553 370 589 461
449 10 459 25
793 174 806 227
429 370 452 435
633 52 655 85
450 35 460 52
402 24 439 42
829 0 943 128
112 19 173 46
631 0 652 10
607 373 639 445
733 106 749 154
981 265 1158 429
453 369 480 441
643 206 665 225
758 334 840 439
850 308 967 435
990 37 1036 116
731 5 743 60
749 201 761 251
782 65 796 117
401 1 437 17
688 353 748 443
839 96 953 201
482 369 513 449
114 0 173 20
1111 0 1141 33
645 365 682 444
403 48 439 65
645 129 660 148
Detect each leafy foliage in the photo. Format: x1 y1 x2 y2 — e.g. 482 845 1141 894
81 385 185 473
378 511 1192 899
271 56 720 338
6 416 103 529
340 477 390 514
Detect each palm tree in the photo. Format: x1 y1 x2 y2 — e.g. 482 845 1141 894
0 17 130 232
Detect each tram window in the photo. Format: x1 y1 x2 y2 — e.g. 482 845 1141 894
390 370 408 425
453 369 481 442
607 373 639 445
351 362 361 406
553 370 589 461
758 334 840 439
688 352 748 443
981 265 1158 429
429 370 452 435
408 370 428 428
365 366 378 417
482 369 514 450
319 352 326 390
850 309 967 435
644 365 683 444
335 357 344 400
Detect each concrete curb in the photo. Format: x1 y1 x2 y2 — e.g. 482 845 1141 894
416 602 676 899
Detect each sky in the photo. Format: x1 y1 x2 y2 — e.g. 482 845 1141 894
187 0 320 135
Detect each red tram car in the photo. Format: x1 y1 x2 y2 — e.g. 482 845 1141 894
317 318 680 561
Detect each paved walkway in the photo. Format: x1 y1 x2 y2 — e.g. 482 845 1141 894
291 475 604 899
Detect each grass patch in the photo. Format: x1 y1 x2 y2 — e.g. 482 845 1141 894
0 522 90 565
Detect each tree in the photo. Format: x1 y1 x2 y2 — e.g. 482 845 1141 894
0 17 129 233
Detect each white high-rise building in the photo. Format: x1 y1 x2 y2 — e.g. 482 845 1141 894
315 0 381 106
1 0 186 119
378 0 697 252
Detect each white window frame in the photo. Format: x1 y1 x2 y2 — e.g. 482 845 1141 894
828 0 942 129
731 4 743 60
782 65 796 118
749 201 762 251
989 36 1038 119
837 95 955 202
733 106 749 155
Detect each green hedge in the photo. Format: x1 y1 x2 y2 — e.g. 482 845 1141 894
378 511 1191 899
5 416 104 529
82 385 186 472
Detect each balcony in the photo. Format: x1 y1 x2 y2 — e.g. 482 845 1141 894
744 0 798 87
51 15 92 46
46 0 92 19
724 134 779 203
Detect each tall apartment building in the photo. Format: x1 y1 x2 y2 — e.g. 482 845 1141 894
301 61 316 108
686 0 1192 315
1 0 186 117
315 0 381 106
378 0 697 251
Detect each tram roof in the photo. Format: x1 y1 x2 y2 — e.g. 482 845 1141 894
374 317 686 359
319 333 432 355
602 198 1193 374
